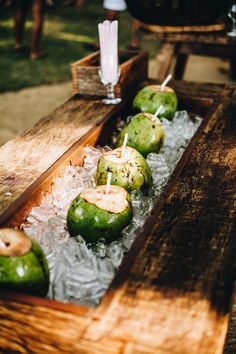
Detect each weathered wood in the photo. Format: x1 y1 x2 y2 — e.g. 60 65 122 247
155 42 177 82
230 59 236 80
143 29 236 81
173 51 188 80
98 89 236 353
0 96 131 225
70 51 148 96
179 43 236 59
0 298 123 354
140 22 225 34
0 82 235 353
144 32 235 45
223 287 236 354
1 122 109 228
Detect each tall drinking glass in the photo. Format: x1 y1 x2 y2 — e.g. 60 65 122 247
99 54 121 105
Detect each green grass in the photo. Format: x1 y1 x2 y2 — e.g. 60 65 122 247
0 2 158 92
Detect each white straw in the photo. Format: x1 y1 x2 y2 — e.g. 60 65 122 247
105 172 112 195
98 20 119 84
161 74 172 91
153 104 164 119
0 239 6 249
121 133 128 158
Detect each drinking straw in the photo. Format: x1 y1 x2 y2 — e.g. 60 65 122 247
121 133 128 158
105 172 112 195
98 20 119 84
153 105 164 120
161 74 172 91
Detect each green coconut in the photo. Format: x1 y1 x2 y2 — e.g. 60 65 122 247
67 185 133 243
96 146 152 191
117 112 164 157
0 229 49 297
133 85 178 120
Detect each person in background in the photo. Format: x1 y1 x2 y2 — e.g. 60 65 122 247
63 0 83 6
103 0 141 50
14 0 47 60
80 0 141 51
103 0 126 21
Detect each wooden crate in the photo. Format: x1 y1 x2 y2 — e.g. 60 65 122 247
70 50 148 96
0 81 236 354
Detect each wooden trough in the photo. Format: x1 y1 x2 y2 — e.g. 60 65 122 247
0 79 235 354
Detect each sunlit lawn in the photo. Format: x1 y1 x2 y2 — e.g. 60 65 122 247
0 2 158 92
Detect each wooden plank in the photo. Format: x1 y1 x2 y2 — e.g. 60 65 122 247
155 42 177 82
1 123 107 228
179 43 236 59
0 299 124 354
155 80 232 100
143 32 235 45
223 287 236 354
89 89 236 353
140 22 225 34
0 96 129 222
173 52 188 80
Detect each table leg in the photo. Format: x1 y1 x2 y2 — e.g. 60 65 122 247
230 58 236 80
156 42 177 82
174 52 189 80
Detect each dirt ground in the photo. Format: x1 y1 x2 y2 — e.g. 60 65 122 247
0 55 235 146
0 82 72 145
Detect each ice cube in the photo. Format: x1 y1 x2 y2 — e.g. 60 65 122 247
106 242 124 268
23 111 202 307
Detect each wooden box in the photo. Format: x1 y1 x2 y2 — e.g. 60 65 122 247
0 81 235 354
70 50 148 96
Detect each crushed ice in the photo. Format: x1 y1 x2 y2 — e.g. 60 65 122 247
23 111 202 306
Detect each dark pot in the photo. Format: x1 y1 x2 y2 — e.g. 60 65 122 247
125 0 233 26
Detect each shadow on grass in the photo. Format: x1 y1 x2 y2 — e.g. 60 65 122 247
0 38 90 92
0 3 103 92
0 2 159 92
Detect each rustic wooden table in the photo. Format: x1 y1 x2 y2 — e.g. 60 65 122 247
0 80 235 354
139 26 236 82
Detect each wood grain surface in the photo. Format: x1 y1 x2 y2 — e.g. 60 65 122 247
0 96 131 225
0 81 235 353
99 88 236 353
70 51 148 96
224 289 236 354
143 32 235 45
140 22 226 34
155 43 177 83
